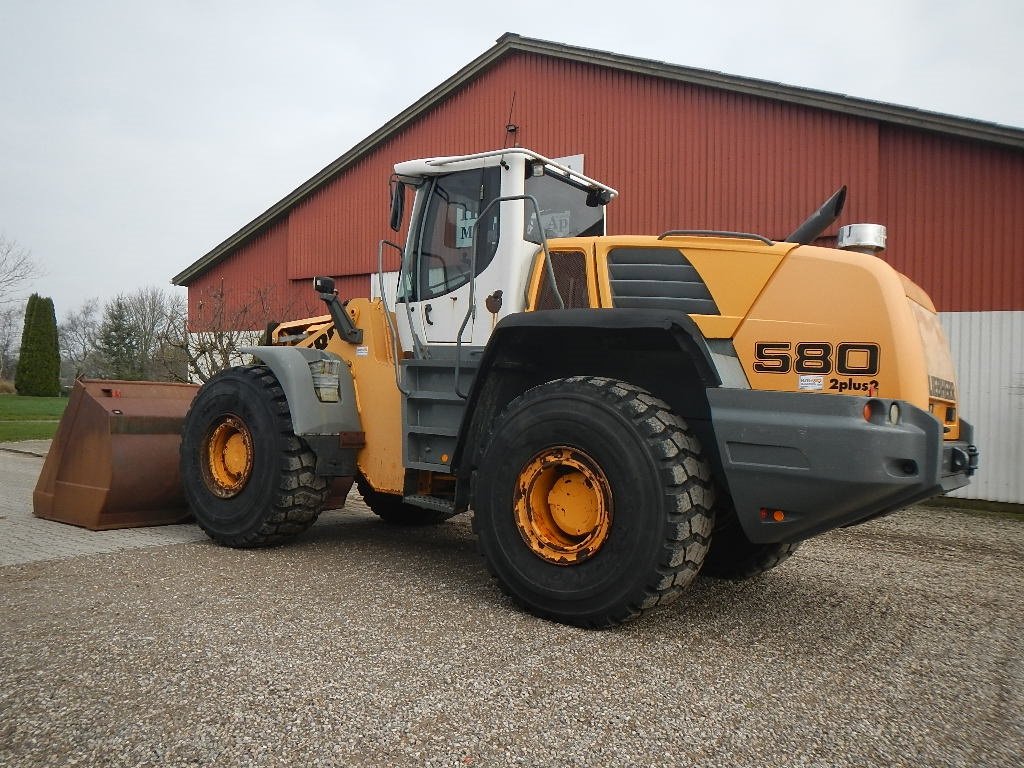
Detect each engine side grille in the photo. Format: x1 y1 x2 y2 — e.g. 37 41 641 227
535 250 591 310
607 247 719 315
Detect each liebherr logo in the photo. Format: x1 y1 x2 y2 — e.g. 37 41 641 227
928 376 956 400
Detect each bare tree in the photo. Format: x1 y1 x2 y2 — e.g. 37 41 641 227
0 304 21 380
0 235 42 306
55 284 333 385
164 285 310 383
58 298 103 380
58 288 187 382
122 286 186 379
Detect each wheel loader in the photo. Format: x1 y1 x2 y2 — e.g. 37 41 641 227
40 148 979 627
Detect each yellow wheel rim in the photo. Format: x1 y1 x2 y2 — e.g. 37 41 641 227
204 415 254 498
514 446 612 565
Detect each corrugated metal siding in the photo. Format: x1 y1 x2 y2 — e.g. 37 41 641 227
941 311 1024 503
879 128 1024 312
281 53 891 284
186 223 372 331
486 55 881 241
187 219 319 332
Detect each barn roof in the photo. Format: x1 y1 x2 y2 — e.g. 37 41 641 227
172 32 1024 286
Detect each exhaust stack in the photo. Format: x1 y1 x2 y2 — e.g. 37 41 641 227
784 186 847 245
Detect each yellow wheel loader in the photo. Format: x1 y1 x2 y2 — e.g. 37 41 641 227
45 148 979 627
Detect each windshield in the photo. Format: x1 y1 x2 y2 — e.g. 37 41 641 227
524 168 606 243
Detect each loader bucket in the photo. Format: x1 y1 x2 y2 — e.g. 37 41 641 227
33 379 200 530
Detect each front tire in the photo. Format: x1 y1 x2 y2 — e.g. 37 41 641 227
473 377 715 628
180 365 329 548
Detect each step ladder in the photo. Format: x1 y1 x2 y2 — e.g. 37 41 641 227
400 354 480 474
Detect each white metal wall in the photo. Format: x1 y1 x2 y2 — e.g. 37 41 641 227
370 271 399 303
941 311 1024 503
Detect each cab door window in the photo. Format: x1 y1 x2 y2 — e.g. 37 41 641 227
416 167 500 301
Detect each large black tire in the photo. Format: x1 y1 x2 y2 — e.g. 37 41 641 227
473 376 715 628
356 477 449 526
180 365 329 548
702 510 801 580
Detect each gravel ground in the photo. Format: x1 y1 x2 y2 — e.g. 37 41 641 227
1 500 1021 767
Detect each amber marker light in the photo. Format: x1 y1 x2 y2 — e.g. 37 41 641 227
773 510 785 522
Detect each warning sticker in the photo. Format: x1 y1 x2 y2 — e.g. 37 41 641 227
356 346 369 357
798 375 824 391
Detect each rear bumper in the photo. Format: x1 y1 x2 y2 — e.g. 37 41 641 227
706 389 978 544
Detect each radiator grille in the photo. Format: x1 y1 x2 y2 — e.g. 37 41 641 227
535 250 591 310
607 247 719 315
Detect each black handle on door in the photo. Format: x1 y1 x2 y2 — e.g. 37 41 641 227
424 303 434 325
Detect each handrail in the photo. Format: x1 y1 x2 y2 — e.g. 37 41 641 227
423 149 619 199
377 239 411 395
453 194 560 399
657 229 774 245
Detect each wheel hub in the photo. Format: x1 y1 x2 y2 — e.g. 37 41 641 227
204 415 254 498
514 446 612 565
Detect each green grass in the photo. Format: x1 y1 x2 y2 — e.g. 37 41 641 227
0 394 67 442
0 394 67 420
0 420 62 442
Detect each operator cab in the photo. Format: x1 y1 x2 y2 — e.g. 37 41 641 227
387 149 618 351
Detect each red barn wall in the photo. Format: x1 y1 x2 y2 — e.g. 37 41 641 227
190 51 1024 330
878 127 1024 312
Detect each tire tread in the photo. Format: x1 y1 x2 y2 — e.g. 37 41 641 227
185 365 328 548
475 376 715 628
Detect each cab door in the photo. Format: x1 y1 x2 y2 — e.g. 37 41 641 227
407 167 501 344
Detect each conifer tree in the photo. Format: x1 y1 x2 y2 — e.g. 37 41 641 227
98 296 142 379
13 293 38 394
15 294 60 396
38 297 61 395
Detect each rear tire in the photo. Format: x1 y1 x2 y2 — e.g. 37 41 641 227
473 376 715 628
702 510 801 580
356 477 449 526
181 365 329 548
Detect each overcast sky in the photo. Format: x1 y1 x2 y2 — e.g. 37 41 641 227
2 0 1021 319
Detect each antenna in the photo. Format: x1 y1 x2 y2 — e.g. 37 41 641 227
503 91 518 148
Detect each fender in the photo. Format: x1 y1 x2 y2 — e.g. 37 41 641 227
486 308 724 383
240 346 361 436
452 308 740 474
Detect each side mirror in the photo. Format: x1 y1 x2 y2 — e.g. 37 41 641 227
389 180 406 232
